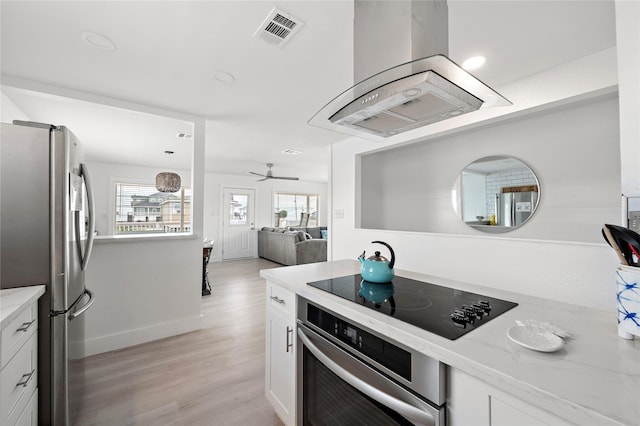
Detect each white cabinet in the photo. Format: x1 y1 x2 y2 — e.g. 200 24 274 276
15 390 37 426
1 299 39 426
448 368 572 426
265 281 296 426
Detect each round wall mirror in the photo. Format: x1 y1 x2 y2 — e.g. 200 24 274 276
452 156 540 233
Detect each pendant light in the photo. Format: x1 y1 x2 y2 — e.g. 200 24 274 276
156 150 181 193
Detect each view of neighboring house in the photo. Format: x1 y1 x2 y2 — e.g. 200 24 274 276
130 193 165 221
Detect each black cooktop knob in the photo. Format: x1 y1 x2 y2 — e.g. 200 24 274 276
477 300 492 313
461 306 477 323
451 310 468 328
470 303 487 317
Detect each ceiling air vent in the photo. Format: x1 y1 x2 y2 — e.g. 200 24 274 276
253 7 304 48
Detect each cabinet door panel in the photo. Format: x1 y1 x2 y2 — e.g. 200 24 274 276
1 332 38 425
491 396 546 426
490 395 571 426
15 389 38 426
448 368 571 426
447 367 490 425
1 302 37 369
266 307 295 425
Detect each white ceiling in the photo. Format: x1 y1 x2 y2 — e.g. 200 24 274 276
0 1 616 182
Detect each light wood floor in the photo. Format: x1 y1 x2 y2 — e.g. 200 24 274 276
74 258 285 426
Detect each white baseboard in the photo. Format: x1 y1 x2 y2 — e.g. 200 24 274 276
82 314 203 357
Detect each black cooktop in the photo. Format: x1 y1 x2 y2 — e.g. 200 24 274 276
307 274 518 340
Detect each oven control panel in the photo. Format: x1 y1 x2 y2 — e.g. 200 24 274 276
306 302 411 380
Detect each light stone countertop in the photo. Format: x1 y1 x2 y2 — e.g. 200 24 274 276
0 285 46 329
261 259 640 426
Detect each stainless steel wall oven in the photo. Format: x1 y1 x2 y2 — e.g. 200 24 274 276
297 297 446 425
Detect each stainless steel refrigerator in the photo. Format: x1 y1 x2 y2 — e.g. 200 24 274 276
495 191 538 227
1 121 96 425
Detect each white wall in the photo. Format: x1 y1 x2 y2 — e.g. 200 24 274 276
615 0 640 197
203 172 328 262
357 95 621 242
83 148 204 355
86 161 192 236
1 91 29 122
82 160 203 355
330 49 623 312
84 236 202 355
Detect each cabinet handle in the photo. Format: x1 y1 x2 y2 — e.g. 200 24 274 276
286 326 293 353
16 369 36 388
270 296 285 304
16 319 36 333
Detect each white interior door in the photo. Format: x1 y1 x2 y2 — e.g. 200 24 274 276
222 187 256 260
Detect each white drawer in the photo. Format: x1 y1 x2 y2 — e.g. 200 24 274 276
15 388 37 426
1 332 38 426
1 302 37 370
267 281 295 318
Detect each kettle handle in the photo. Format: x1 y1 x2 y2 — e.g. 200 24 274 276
372 241 395 269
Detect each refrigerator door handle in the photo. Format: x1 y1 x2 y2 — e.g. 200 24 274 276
69 288 95 320
80 163 95 271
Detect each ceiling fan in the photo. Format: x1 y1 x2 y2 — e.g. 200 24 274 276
250 163 299 181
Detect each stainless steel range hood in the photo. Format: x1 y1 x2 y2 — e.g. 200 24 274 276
308 0 512 141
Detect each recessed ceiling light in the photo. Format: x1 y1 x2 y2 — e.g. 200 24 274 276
282 149 302 155
81 31 116 51
177 132 193 139
462 56 486 71
214 71 236 85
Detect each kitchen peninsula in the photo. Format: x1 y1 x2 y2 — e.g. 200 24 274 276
261 260 638 426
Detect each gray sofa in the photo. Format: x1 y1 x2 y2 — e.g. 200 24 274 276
258 226 327 266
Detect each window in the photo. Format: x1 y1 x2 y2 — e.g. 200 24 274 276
273 192 318 227
114 183 192 234
228 193 248 225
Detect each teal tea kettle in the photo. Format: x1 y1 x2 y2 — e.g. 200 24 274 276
358 241 396 283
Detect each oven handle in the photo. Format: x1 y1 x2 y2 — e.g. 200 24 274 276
297 327 435 426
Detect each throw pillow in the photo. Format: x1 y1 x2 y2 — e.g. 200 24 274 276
306 227 322 239
321 229 328 239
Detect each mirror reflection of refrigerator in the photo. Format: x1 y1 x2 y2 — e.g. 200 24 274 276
496 191 538 227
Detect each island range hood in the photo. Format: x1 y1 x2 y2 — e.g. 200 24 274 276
308 0 512 141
